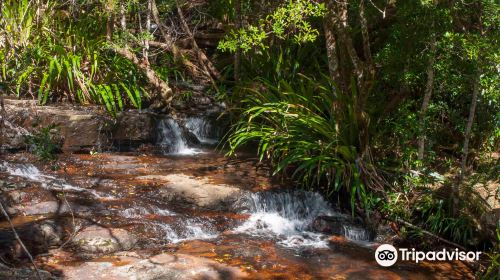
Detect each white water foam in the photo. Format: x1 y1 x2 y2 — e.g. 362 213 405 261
150 218 218 243
120 204 174 219
157 118 202 155
184 117 219 145
235 191 334 248
343 225 371 242
0 162 114 199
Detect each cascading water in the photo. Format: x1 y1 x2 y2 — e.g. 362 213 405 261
0 162 114 199
184 117 219 145
235 191 335 248
235 190 372 247
149 217 218 243
156 118 201 155
343 225 371 242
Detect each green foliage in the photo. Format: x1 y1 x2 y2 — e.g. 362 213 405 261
227 75 378 211
218 0 325 53
1 0 150 116
482 229 500 280
24 125 61 161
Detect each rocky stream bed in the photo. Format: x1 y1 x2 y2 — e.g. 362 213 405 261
0 99 477 279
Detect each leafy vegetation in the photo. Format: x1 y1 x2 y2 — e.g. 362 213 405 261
24 125 61 161
1 0 499 271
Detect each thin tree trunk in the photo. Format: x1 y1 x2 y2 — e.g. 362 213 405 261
106 15 113 41
120 2 127 31
453 69 481 214
460 70 481 180
143 0 152 66
150 0 201 78
234 0 242 82
175 1 221 81
323 1 341 89
417 30 437 161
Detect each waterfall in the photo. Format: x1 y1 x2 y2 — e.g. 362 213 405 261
234 190 372 247
150 218 218 243
184 117 219 145
156 118 201 155
343 225 371 242
0 162 114 199
235 191 335 248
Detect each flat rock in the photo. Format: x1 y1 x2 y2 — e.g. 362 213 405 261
137 174 246 210
15 200 92 216
72 225 137 254
53 252 247 280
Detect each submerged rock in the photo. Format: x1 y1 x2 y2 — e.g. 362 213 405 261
138 174 247 211
72 225 137 254
52 251 247 280
15 200 93 216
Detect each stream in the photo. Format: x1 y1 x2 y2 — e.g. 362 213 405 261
0 116 475 279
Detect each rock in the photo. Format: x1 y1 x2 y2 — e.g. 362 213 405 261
15 201 92 216
0 265 54 280
52 252 247 280
138 174 246 211
0 219 65 260
72 225 137 254
0 118 31 150
4 99 112 152
481 208 500 241
3 99 159 152
113 111 155 147
312 215 364 236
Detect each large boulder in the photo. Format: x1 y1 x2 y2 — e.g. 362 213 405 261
3 99 158 152
4 99 113 152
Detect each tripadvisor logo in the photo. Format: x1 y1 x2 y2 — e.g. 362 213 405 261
375 244 481 267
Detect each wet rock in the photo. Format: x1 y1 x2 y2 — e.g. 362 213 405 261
312 215 363 236
113 111 155 147
72 225 137 254
52 251 247 280
139 174 247 211
0 118 31 150
0 220 65 261
4 99 112 152
0 264 54 280
15 201 92 216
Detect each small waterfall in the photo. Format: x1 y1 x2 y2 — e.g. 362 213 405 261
0 162 114 199
343 225 371 242
120 204 174 219
156 118 201 155
235 191 334 248
150 218 218 243
184 117 219 145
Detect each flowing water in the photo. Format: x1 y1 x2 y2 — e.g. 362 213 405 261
0 116 475 279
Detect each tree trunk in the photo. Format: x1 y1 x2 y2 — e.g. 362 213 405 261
234 0 242 82
460 70 481 180
175 1 221 81
150 0 203 79
120 2 127 31
143 0 152 66
417 30 437 161
323 1 342 90
453 69 481 214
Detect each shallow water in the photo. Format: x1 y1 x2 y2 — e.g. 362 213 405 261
0 150 475 279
